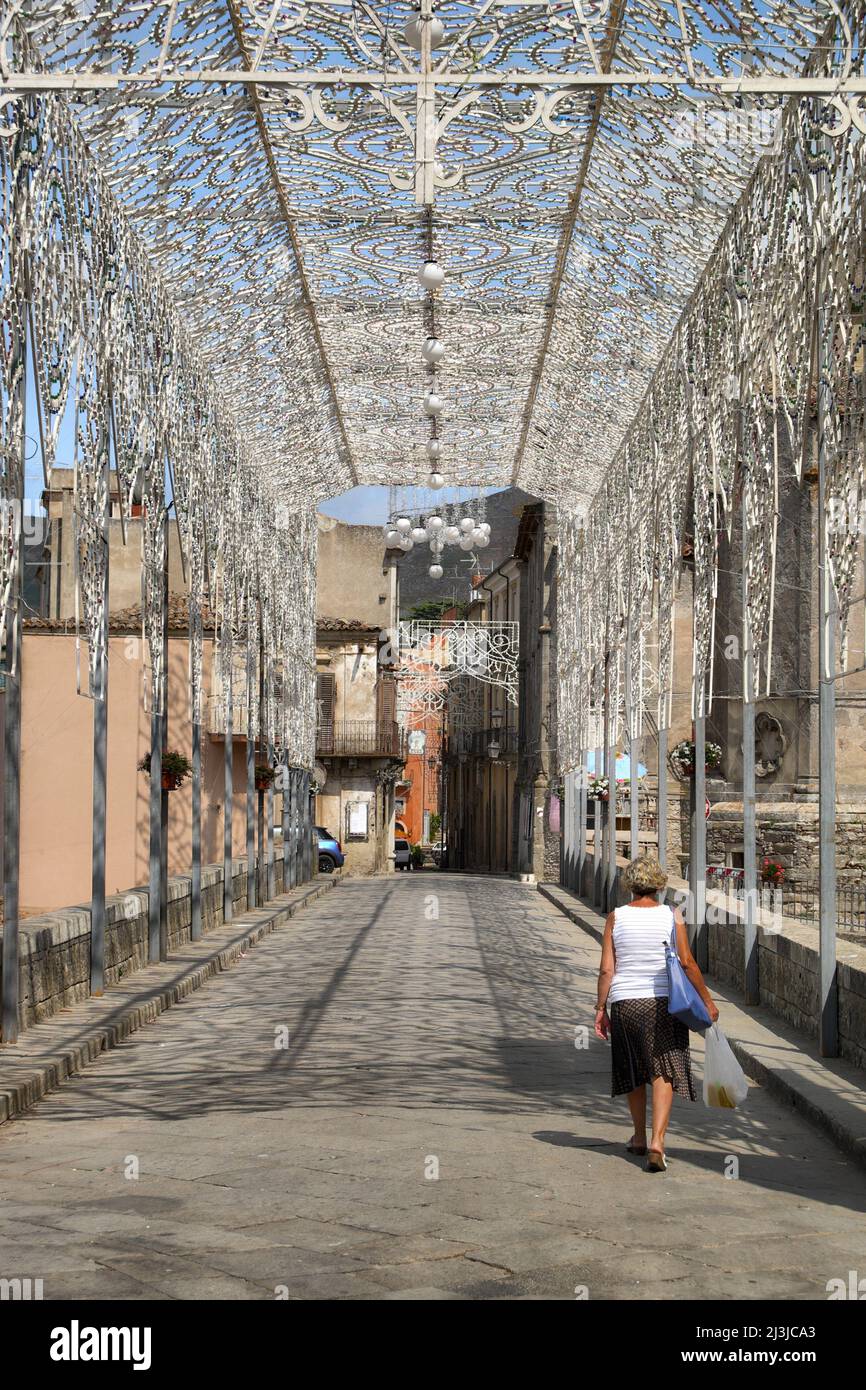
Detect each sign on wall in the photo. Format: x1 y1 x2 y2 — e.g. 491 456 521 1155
346 801 370 841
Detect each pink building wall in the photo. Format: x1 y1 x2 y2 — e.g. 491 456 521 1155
20 633 256 915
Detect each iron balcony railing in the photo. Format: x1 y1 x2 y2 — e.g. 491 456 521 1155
317 720 406 759
704 867 866 934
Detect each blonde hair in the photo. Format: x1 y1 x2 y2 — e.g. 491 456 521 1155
624 854 667 896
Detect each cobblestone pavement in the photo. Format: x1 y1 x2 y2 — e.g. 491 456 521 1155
1 875 864 1300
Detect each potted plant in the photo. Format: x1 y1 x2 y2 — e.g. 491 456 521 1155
761 858 784 887
138 749 192 792
587 774 610 801
255 763 276 792
670 738 723 778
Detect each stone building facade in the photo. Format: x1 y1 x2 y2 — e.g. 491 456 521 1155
313 517 404 876
652 435 866 902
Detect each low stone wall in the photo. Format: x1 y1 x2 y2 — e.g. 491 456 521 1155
1 855 296 1030
576 852 866 1070
704 800 866 886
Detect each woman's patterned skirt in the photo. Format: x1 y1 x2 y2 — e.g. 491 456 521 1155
609 996 696 1100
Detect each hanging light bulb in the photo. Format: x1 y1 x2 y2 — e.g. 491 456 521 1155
395 517 412 534
429 563 444 580
404 14 446 51
398 534 414 552
418 260 445 292
426 439 442 461
411 525 427 543
429 537 444 555
459 516 475 534
458 535 475 551
423 392 444 417
385 529 401 547
472 528 490 549
443 524 460 545
478 521 491 536
422 336 445 366
428 471 445 490
426 515 444 535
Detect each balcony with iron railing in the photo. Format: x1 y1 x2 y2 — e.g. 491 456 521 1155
316 720 406 759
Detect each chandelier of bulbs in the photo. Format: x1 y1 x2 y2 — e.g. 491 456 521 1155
380 250 493 579
384 509 492 575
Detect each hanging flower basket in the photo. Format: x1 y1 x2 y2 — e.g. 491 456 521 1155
138 749 192 792
670 739 723 780
255 763 276 792
761 859 785 887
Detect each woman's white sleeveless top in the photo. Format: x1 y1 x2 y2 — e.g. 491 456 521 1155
608 903 673 1004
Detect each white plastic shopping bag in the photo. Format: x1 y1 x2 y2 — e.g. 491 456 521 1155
702 1025 749 1109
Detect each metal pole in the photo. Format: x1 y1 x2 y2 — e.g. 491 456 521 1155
593 743 603 908
289 768 298 889
246 633 256 909
606 736 617 910
267 749 276 899
624 608 639 861
90 439 110 995
692 713 708 970
629 732 639 862
191 713 202 940
147 507 167 964
281 756 290 891
158 509 169 962
562 769 571 887
190 600 202 941
1 224 26 1043
300 771 310 882
742 497 759 1004
148 702 162 963
817 217 839 1056
577 752 587 896
291 769 299 885
742 695 758 1003
257 787 266 905
223 632 234 924
262 621 275 901
657 725 668 867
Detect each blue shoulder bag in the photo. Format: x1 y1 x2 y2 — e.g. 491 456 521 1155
665 911 712 1032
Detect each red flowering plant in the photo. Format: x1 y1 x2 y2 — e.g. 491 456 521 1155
761 858 784 887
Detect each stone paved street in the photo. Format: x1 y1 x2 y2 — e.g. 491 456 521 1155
2 875 865 1300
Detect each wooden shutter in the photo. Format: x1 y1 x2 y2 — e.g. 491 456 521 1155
376 676 396 726
316 672 336 730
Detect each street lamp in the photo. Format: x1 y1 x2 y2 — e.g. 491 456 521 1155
488 708 503 761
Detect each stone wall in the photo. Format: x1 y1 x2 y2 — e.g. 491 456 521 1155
705 800 866 888
2 855 292 1031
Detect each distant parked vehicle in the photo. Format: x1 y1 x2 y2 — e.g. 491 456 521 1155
431 841 445 866
394 838 413 871
317 826 345 874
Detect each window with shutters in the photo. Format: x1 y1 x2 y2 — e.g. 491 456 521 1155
316 671 336 753
376 675 396 728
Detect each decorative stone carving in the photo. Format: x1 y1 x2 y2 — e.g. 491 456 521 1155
755 711 788 778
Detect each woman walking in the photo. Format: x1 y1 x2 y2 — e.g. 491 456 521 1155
594 855 718 1171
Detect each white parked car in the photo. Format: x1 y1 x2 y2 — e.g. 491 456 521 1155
394 838 413 871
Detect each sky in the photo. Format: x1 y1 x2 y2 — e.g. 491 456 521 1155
319 484 500 526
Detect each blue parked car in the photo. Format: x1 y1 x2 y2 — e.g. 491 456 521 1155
317 826 345 874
